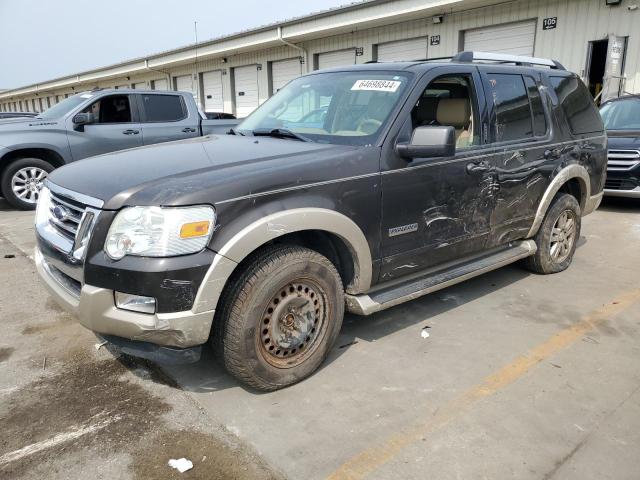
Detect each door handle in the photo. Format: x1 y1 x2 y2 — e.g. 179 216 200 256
122 129 140 135
466 161 490 175
544 148 561 159
181 127 197 133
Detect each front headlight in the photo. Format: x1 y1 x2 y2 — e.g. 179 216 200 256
104 205 215 260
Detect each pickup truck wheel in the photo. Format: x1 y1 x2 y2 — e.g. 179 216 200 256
524 193 581 274
1 158 54 210
213 245 344 391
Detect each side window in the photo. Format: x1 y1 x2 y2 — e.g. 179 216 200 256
485 73 532 142
141 94 187 122
524 76 547 136
411 74 479 148
82 95 132 123
549 76 604 134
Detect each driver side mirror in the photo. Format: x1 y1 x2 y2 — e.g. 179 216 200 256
72 112 95 131
396 126 455 160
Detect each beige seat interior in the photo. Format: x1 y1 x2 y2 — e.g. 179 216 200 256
435 98 473 147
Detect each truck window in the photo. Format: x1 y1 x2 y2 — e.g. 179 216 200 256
411 75 479 149
81 95 132 123
549 76 604 135
485 73 533 143
523 76 547 137
140 94 187 122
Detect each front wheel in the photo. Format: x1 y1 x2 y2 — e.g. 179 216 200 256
524 193 581 274
1 158 54 210
213 245 344 391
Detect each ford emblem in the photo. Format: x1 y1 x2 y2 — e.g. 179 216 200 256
52 205 71 222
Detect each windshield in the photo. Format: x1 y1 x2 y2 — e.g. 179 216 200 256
600 97 640 130
238 71 412 145
37 93 93 120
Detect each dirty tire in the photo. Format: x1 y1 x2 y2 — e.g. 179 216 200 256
1 157 54 210
524 193 581 274
212 245 344 391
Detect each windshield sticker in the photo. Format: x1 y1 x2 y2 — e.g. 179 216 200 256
80 94 93 98
351 80 401 92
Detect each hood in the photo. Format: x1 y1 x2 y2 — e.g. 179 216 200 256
607 131 640 150
0 117 62 136
48 134 357 209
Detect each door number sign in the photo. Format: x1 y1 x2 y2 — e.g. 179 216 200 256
543 17 557 30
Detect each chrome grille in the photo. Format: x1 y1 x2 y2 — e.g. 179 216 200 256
48 192 86 240
607 149 640 171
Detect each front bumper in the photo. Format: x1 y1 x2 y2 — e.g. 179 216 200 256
604 186 640 198
583 191 604 215
35 247 215 348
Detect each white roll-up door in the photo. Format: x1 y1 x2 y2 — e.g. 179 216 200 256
234 65 259 118
152 78 169 90
174 75 197 103
202 70 224 112
271 58 302 93
377 37 428 62
464 20 536 56
317 49 355 70
132 82 147 89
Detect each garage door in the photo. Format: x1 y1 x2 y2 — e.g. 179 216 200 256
152 78 168 90
272 58 302 93
464 20 536 56
377 37 427 62
317 49 355 70
234 65 259 118
132 82 147 89
174 75 197 102
202 70 224 112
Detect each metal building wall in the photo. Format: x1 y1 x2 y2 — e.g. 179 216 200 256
4 0 639 111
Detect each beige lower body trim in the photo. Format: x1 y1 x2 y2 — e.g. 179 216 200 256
583 191 603 215
35 248 214 348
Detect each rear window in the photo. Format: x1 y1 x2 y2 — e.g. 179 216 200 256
524 76 547 136
140 94 186 122
549 76 603 134
485 73 533 142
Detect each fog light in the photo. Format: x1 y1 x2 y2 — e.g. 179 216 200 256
115 292 156 314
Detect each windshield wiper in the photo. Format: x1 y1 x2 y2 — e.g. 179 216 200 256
252 128 311 142
227 128 245 136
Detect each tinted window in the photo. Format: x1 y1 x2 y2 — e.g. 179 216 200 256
524 76 547 136
141 94 186 122
81 95 132 123
549 76 603 134
486 73 532 142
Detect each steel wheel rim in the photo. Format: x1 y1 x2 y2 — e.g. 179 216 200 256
11 167 47 204
257 279 328 368
549 209 576 263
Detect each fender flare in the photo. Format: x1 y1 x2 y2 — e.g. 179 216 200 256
526 164 590 238
192 208 373 314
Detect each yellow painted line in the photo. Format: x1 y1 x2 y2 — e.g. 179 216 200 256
328 288 640 480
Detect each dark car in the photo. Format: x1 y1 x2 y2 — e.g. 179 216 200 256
600 95 640 198
0 111 38 119
35 51 606 391
204 111 237 120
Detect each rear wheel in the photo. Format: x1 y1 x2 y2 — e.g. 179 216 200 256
1 158 54 210
524 193 581 274
213 245 344 391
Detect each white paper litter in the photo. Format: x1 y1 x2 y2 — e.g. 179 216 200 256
421 329 430 339
168 458 193 473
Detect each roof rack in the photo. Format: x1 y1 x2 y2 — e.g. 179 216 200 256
452 51 565 70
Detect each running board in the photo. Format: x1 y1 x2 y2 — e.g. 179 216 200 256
346 240 537 315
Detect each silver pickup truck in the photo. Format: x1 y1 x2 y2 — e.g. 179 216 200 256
0 89 238 209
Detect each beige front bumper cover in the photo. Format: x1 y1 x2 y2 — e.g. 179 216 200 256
35 248 215 348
